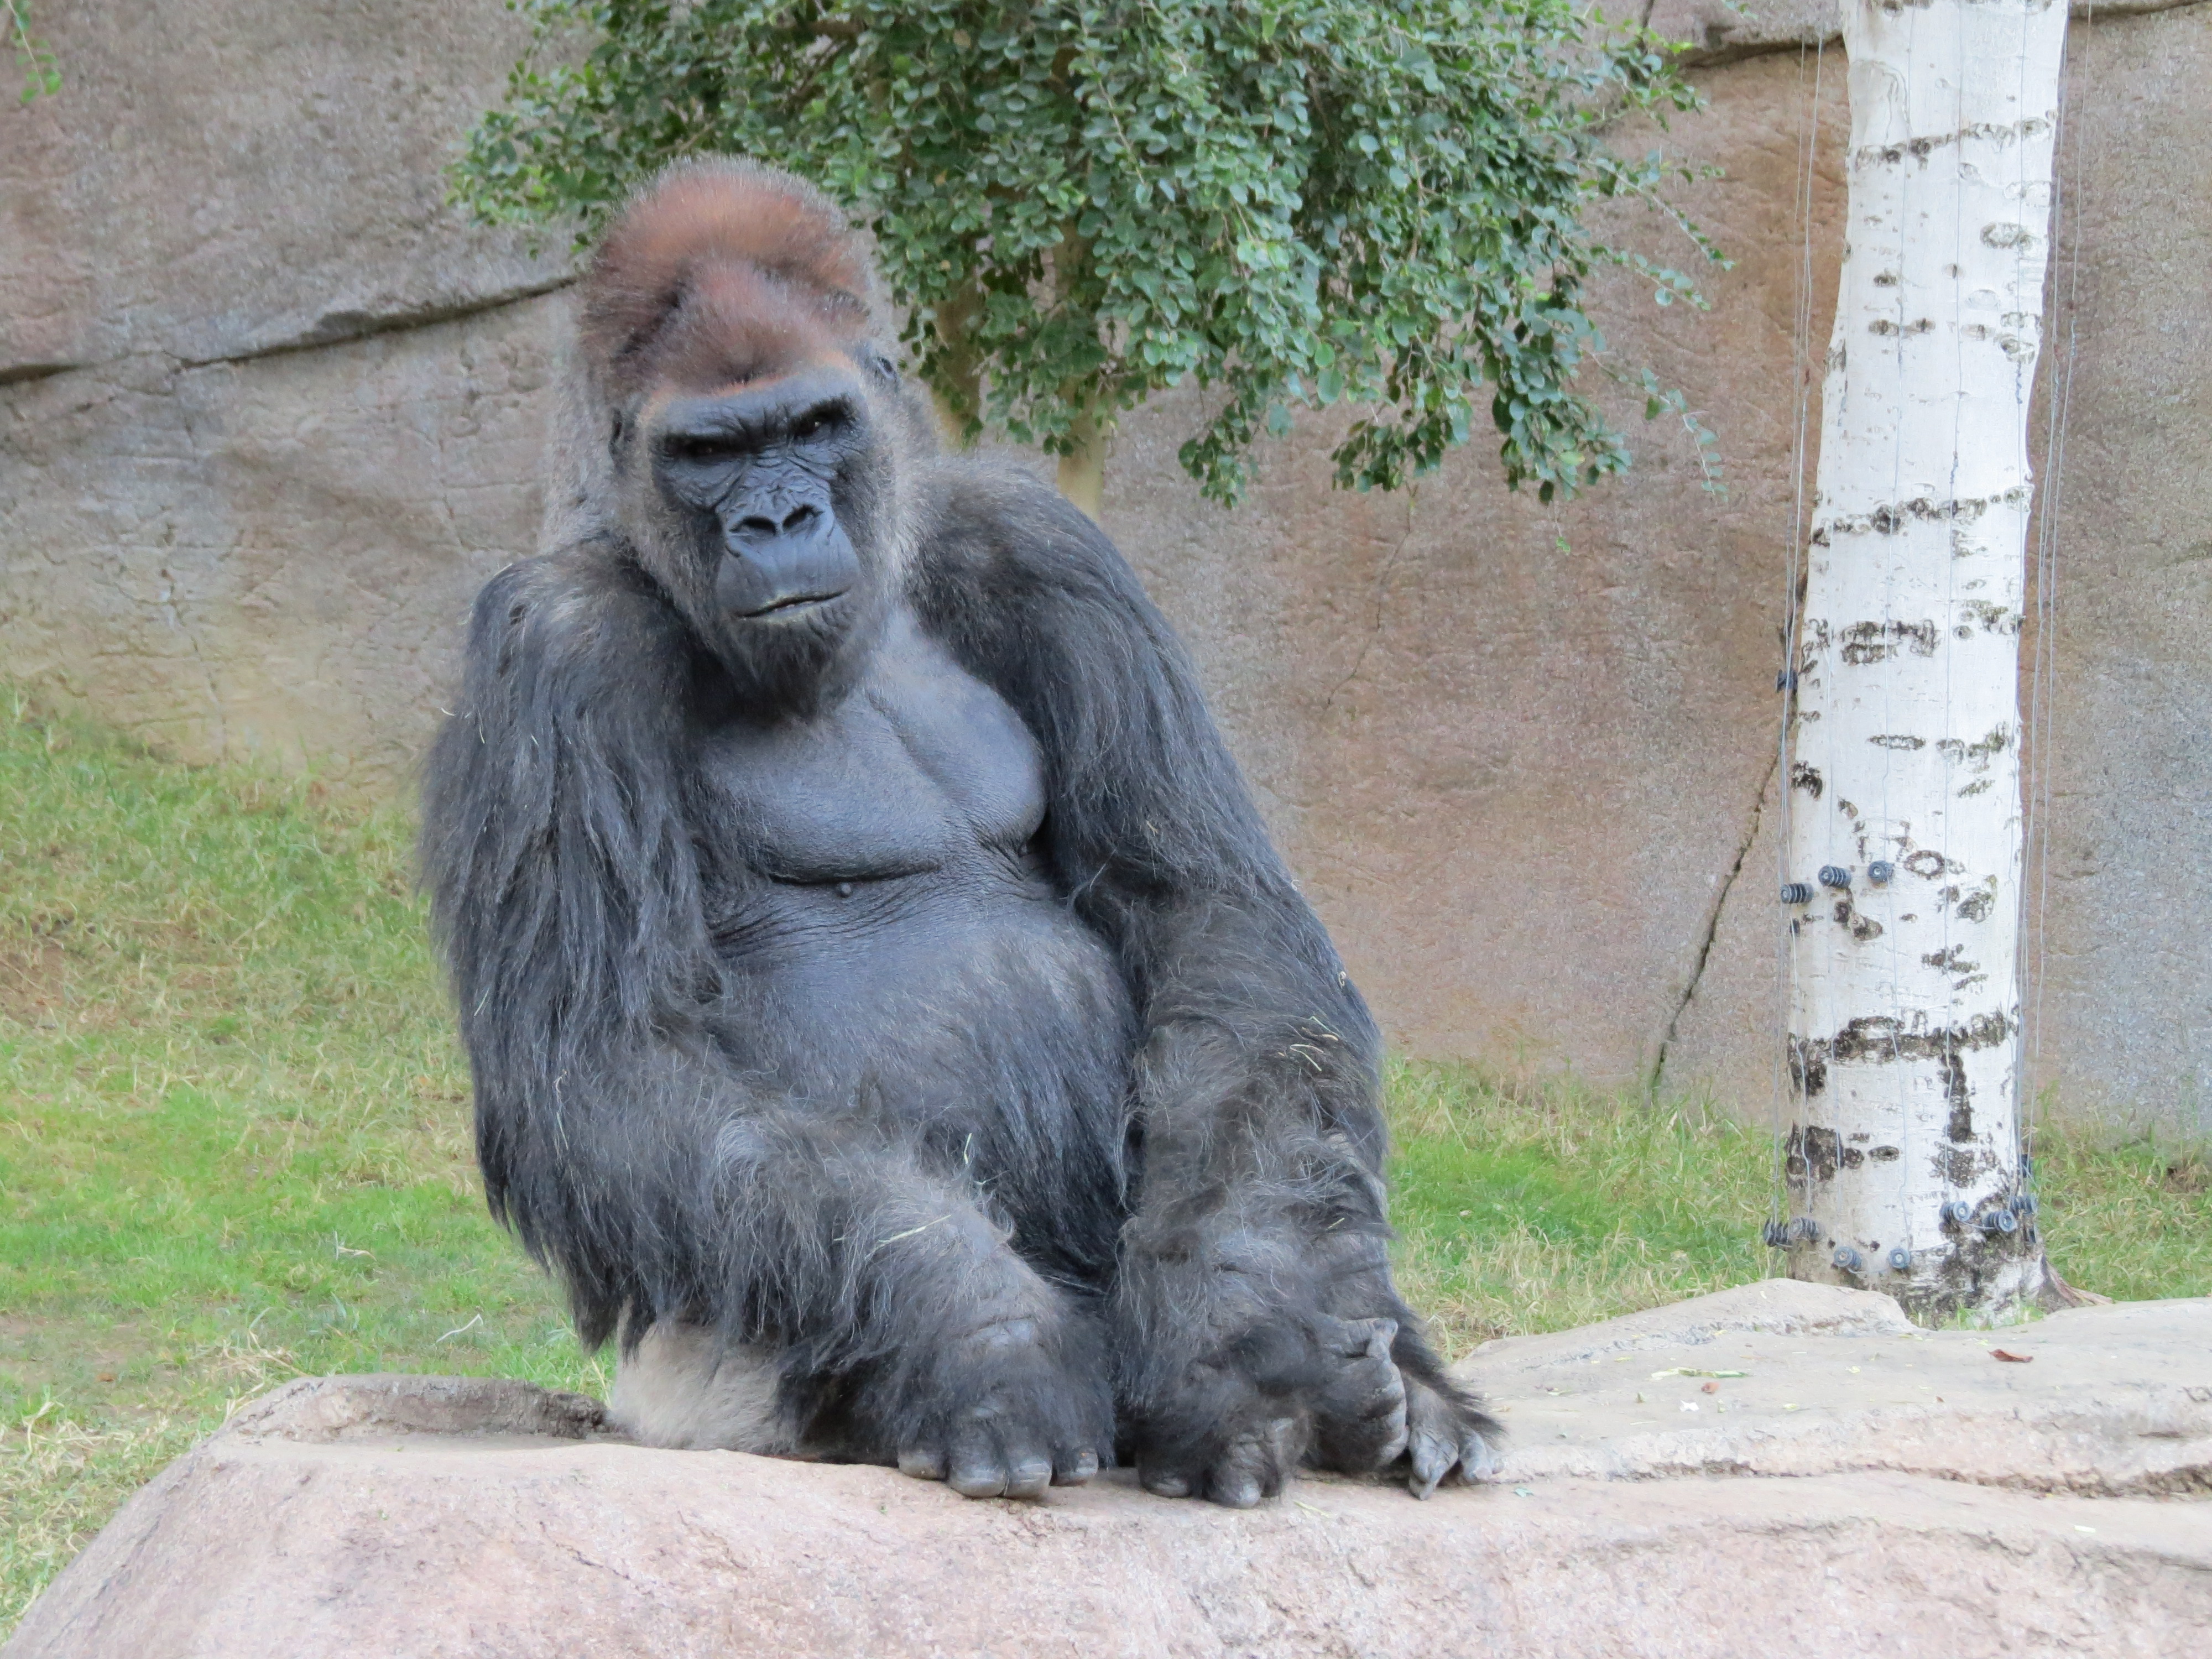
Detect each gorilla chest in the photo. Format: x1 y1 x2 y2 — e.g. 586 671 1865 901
698 618 1047 901
695 618 1133 1145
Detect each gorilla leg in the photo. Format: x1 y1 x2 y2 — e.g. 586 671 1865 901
610 1322 795 1452
513 1068 1115 1497
706 1137 1113 1496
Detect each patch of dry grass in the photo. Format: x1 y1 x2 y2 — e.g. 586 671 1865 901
1 1408 196 1621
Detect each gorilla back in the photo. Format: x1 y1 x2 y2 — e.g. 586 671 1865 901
423 158 1499 1507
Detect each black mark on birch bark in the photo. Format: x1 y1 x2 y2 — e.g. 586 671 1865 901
1839 619 1938 664
1790 1010 2013 1112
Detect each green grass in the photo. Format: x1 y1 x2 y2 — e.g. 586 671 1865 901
2 690 2207 1636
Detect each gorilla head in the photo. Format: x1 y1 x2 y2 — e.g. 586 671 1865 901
578 163 924 710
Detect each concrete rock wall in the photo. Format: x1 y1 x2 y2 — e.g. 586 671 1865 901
2 2 2204 1127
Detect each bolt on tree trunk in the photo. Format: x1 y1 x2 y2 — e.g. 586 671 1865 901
1781 0 2067 1322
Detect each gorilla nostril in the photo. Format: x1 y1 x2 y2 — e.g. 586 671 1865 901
781 504 820 534
735 515 779 539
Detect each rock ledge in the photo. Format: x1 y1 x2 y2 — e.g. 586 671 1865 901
8 1285 2209 1658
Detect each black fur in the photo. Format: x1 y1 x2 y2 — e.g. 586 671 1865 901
423 168 1498 1509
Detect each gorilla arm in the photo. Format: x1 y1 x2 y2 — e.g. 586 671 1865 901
918 471 1500 1505
421 547 1110 1495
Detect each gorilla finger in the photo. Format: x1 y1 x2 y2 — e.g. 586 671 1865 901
1348 1362 1408 1418
1316 1314 1397 1360
1206 1418 1294 1509
898 1445 947 1481
1051 1446 1100 1486
949 1464 1009 1498
1140 1464 1193 1499
1210 1467 1265 1509
1458 1430 1501 1483
947 1426 1009 1498
1001 1443 1053 1500
1407 1424 1458 1500
1374 1401 1411 1467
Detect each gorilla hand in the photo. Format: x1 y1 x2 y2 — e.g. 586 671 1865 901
1307 1315 1411 1473
893 1316 1112 1500
1308 1317 1501 1496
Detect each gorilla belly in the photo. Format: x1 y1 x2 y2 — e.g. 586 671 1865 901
698 617 1139 1276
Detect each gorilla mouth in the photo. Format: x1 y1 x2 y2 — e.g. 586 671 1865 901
739 589 848 620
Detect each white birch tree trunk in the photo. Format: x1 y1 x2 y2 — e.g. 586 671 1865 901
1781 0 2067 1321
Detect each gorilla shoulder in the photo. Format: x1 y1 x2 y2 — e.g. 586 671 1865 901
467 540 696 689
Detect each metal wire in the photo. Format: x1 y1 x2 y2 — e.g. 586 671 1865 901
2020 4 2093 1208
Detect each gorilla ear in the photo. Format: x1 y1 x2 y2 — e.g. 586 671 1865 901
860 344 900 386
609 408 630 456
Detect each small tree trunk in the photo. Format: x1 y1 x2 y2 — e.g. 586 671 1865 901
1781 0 2067 1321
927 281 987 451
1056 409 1106 519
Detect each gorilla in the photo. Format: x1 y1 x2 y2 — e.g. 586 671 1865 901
423 159 1498 1507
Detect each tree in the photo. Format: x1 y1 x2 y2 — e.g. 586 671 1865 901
1780 0 2067 1321
453 1 1711 513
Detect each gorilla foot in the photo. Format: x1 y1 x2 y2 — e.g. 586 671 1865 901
892 1316 1111 1501
1402 1374 1501 1499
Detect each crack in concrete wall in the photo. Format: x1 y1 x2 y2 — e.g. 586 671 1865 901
1652 747 1781 1097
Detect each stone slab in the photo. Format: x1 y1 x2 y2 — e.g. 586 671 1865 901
1462 1280 2212 1492
8 1286 2209 1658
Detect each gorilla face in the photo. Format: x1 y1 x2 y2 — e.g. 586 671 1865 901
633 361 903 713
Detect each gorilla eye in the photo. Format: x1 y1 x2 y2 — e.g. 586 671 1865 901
666 434 740 462
791 408 842 443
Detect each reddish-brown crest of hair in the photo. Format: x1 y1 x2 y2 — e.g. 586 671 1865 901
581 161 877 401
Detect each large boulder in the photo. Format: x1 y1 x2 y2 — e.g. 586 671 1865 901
9 1285 2208 1657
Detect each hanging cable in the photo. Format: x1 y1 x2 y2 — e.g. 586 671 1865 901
2021 4 2092 1218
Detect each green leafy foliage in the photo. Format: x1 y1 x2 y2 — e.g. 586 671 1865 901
6 1 60 103
453 1 1714 504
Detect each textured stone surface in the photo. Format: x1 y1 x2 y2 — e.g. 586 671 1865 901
9 1288 2209 1659
2 4 2207 1122
1 298 558 783
1469 1282 2212 1492
0 0 565 377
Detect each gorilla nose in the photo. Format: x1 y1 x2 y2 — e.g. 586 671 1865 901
717 506 862 619
735 503 821 541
